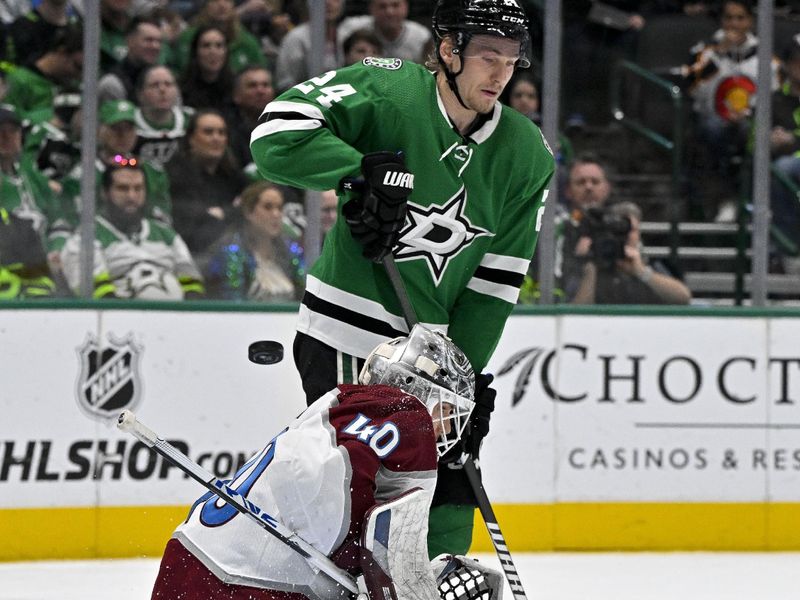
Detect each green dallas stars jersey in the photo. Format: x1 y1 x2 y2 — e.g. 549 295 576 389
251 58 554 372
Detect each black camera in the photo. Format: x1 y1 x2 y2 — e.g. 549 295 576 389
577 207 632 271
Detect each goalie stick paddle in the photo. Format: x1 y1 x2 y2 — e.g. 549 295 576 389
381 254 530 600
116 410 359 596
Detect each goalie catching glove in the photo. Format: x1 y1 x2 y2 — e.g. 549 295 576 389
342 151 414 262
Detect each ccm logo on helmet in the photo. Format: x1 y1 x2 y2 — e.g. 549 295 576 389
383 171 414 189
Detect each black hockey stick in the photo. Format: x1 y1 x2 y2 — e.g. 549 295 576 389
381 255 529 600
116 410 359 595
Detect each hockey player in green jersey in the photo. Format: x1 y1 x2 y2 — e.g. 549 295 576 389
250 0 554 557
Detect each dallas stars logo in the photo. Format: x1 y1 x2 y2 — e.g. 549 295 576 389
395 186 492 284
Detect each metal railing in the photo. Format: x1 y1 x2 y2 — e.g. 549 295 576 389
610 59 684 265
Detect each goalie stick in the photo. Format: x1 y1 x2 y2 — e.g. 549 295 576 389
381 255 530 600
116 410 359 596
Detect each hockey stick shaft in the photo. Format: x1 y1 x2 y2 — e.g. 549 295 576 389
382 255 418 327
462 459 529 600
382 254 529 600
116 410 359 595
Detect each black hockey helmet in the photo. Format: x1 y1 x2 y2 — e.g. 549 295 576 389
432 0 531 69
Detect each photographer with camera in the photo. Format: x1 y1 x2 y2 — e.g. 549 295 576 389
571 201 692 305
557 153 613 300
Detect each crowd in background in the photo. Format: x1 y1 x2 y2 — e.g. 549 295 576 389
0 0 799 304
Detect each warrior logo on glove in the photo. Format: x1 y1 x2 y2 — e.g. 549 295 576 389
342 151 415 263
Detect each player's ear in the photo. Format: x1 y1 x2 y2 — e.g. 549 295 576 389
439 37 456 66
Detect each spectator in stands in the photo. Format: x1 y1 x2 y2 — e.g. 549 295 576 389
61 160 204 299
342 28 383 66
133 64 192 167
571 201 692 305
61 100 172 228
101 0 134 72
179 25 234 112
165 108 248 264
172 0 266 74
205 180 304 301
680 0 779 222
97 16 163 104
23 91 82 188
0 103 69 266
0 206 56 299
274 0 344 92
6 0 79 66
506 70 540 122
505 70 573 168
320 188 338 238
769 35 800 272
339 0 430 64
557 153 614 301
224 65 274 172
3 22 82 117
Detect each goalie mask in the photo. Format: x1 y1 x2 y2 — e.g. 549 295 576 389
359 325 475 458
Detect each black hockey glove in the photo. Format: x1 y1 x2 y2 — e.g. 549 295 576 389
341 151 413 262
438 373 496 465
465 373 496 461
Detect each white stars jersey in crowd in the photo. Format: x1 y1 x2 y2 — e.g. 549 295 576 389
251 58 555 374
60 217 201 299
173 384 438 600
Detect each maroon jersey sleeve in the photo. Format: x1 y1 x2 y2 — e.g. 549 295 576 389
327 384 438 570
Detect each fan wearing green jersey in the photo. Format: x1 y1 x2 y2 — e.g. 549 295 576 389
251 0 554 558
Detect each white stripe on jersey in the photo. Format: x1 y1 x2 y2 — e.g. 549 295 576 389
251 101 325 143
260 100 326 121
466 252 530 304
466 277 521 304
299 275 447 358
479 253 530 274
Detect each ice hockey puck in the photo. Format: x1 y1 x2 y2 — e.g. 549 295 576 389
248 340 284 365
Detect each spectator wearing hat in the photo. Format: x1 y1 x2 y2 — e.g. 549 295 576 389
60 160 204 300
97 16 164 104
0 103 70 276
3 22 83 118
60 99 172 231
133 64 193 168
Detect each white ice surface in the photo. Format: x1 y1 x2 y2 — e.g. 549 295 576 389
0 552 797 600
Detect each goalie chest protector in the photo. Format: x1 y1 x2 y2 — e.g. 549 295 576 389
174 384 438 600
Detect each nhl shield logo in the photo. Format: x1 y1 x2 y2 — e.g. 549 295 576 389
76 333 142 420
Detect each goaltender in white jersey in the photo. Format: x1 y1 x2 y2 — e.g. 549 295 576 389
151 325 504 600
